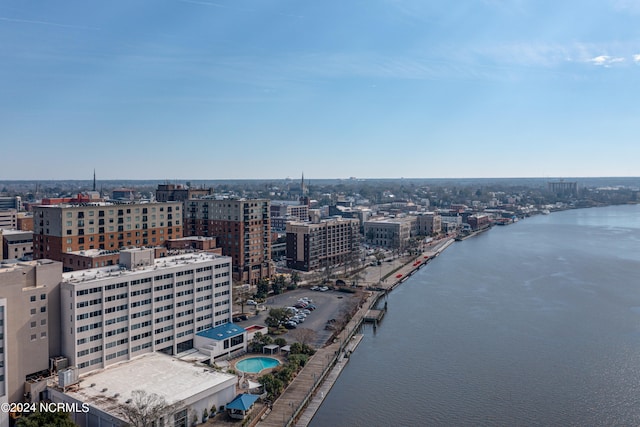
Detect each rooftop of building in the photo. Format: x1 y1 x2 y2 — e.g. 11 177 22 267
0 229 32 236
196 322 245 341
63 352 236 417
36 200 180 208
61 250 228 284
0 258 56 272
168 235 216 242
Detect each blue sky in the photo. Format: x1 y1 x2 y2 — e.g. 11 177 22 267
1 0 639 180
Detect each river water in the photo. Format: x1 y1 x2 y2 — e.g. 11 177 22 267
311 204 640 426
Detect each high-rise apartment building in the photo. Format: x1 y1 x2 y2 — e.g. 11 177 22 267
0 259 62 407
33 202 182 268
286 217 360 272
60 248 233 375
185 199 272 284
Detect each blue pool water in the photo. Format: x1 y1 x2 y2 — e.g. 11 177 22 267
235 357 280 373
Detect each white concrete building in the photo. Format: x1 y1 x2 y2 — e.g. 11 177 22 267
60 248 233 375
47 352 237 427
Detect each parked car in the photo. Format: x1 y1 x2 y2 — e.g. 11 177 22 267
302 309 311 315
246 300 257 305
310 286 319 291
319 286 329 292
284 322 297 329
306 304 317 310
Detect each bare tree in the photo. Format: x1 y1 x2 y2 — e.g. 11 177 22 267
115 390 180 427
289 327 317 347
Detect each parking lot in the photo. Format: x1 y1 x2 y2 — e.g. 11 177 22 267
234 288 363 348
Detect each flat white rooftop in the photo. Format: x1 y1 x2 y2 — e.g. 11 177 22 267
62 251 228 284
66 352 236 415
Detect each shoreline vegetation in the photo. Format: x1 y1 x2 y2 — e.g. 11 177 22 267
253 202 638 427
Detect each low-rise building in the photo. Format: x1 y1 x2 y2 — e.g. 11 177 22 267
416 212 441 236
364 217 414 250
0 229 33 260
47 352 236 427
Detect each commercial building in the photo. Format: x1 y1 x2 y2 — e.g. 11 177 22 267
548 180 578 197
286 217 360 272
60 248 233 375
155 184 214 203
0 230 33 260
17 213 33 231
0 259 62 407
363 217 414 250
185 199 273 284
416 212 442 236
271 201 309 222
47 352 236 427
33 201 182 268
467 214 491 231
0 197 21 211
0 210 17 230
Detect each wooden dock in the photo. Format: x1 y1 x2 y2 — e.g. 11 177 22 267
363 309 385 323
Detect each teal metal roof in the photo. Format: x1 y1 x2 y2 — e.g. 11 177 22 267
226 393 259 411
196 322 245 341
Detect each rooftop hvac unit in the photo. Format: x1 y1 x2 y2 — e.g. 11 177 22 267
58 367 79 389
50 356 68 372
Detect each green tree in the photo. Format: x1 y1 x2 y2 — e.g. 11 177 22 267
256 278 270 299
16 410 77 427
258 374 284 399
271 275 285 295
265 307 288 328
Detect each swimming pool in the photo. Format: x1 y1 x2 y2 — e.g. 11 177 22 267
235 357 280 373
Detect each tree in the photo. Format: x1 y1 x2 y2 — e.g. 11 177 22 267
289 327 317 347
256 278 270 299
265 307 288 328
290 271 300 287
16 410 77 427
259 374 284 399
272 275 285 295
115 390 179 427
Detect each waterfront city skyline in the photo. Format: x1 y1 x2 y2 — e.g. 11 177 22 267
2 1 640 180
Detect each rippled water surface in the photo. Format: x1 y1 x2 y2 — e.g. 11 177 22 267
311 205 640 426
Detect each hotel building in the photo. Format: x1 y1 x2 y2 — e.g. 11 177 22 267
60 248 233 375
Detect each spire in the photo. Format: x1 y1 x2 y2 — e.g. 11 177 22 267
93 169 96 192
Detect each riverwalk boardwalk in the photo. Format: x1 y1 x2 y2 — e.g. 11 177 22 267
256 238 455 426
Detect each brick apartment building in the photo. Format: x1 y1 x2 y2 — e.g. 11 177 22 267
33 202 182 268
184 199 273 284
286 217 360 272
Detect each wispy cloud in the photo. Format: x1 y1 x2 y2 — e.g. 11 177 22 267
633 54 640 63
589 55 625 66
0 16 99 31
177 0 303 18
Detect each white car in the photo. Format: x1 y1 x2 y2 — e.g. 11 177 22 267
246 300 257 305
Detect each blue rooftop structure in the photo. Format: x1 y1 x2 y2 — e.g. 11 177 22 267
196 322 245 341
226 393 259 411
